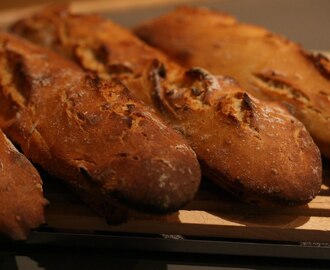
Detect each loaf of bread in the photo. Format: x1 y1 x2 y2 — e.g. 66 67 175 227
10 7 322 206
0 130 47 240
0 32 201 223
134 6 330 159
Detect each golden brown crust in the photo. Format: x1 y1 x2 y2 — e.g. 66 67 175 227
0 32 201 222
148 65 322 205
0 130 47 240
134 6 330 159
9 6 179 106
10 7 323 206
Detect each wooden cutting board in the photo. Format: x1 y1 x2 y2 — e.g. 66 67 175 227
1 0 330 243
42 163 330 243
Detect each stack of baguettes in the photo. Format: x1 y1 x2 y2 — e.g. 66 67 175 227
0 5 328 240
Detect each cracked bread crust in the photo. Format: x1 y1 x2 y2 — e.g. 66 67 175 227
9 6 180 107
10 6 322 206
0 130 47 240
134 6 330 159
0 32 201 223
147 65 321 205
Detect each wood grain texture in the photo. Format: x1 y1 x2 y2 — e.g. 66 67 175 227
41 161 330 243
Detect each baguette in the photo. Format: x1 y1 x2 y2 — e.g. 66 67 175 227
0 130 47 240
0 32 201 223
134 6 330 159
10 6 323 206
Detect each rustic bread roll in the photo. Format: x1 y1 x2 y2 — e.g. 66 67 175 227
134 6 330 159
147 66 322 206
10 7 322 206
9 6 179 107
0 130 47 240
0 32 201 223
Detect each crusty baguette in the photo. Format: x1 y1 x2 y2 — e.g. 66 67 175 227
10 7 323 206
134 6 330 159
0 130 47 240
0 32 201 223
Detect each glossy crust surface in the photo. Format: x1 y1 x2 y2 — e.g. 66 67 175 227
0 32 201 223
10 7 323 206
134 6 330 159
0 130 47 240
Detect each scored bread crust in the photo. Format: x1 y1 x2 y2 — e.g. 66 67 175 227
0 130 47 240
159 69 322 205
133 6 330 159
0 32 201 223
10 6 323 206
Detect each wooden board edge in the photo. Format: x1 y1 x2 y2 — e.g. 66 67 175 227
45 210 330 243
